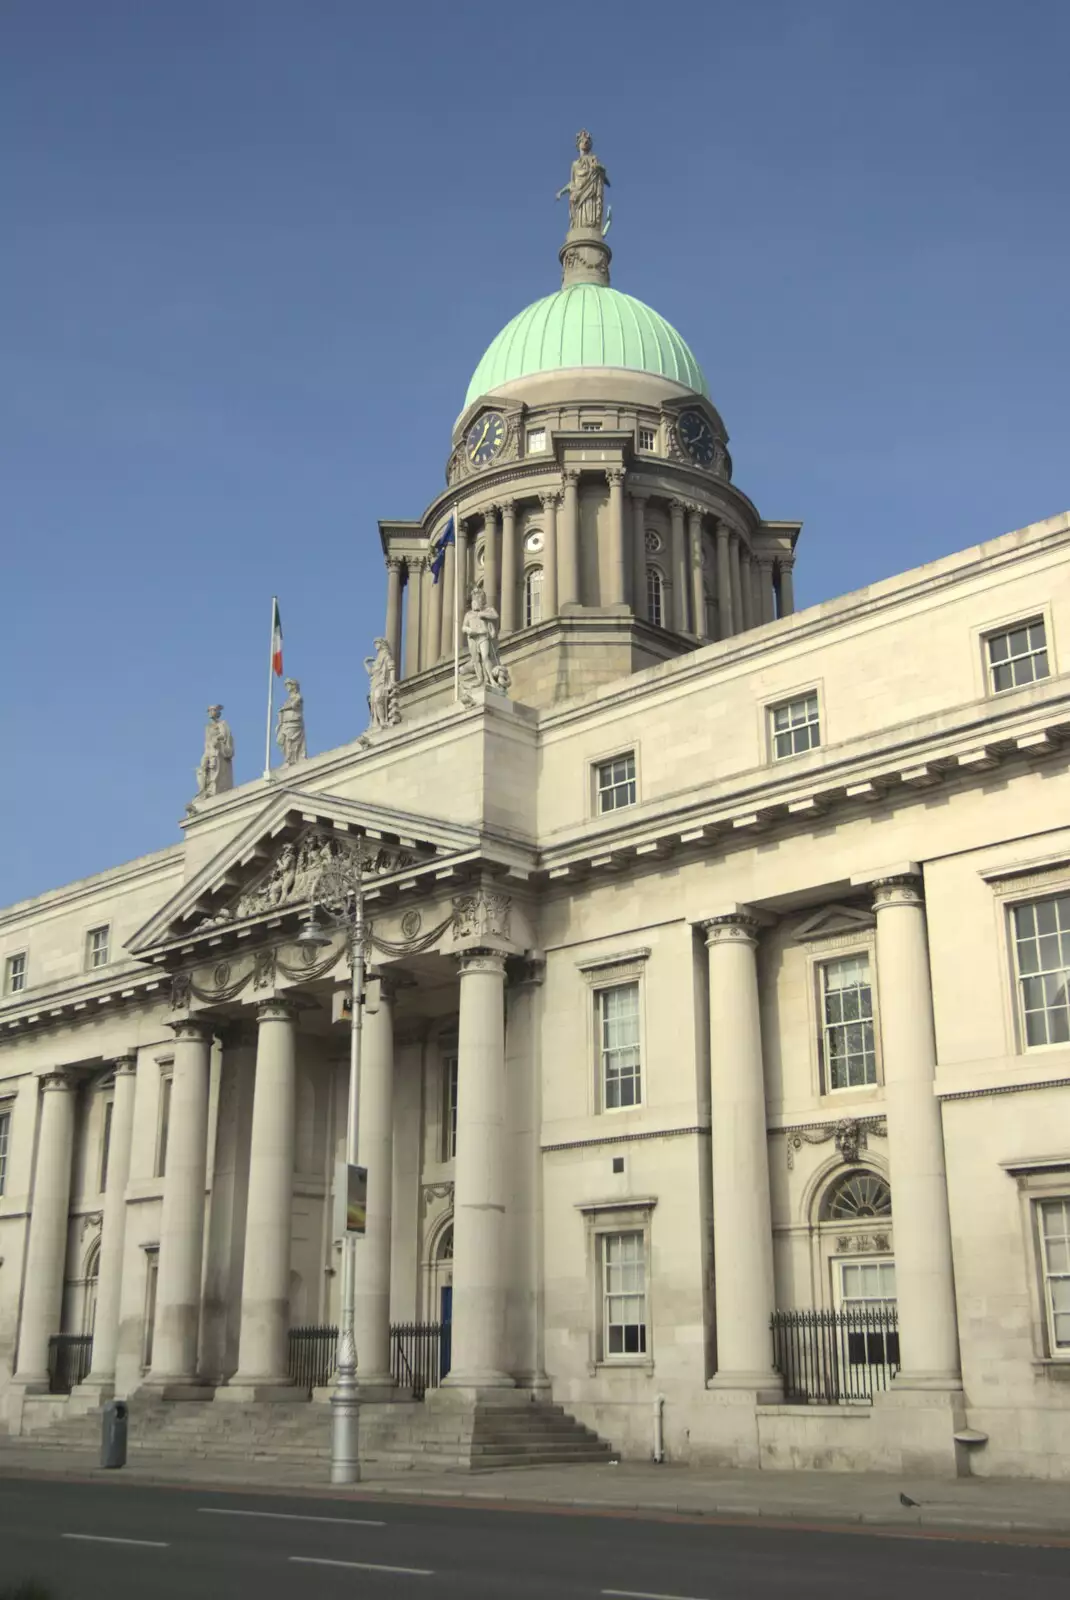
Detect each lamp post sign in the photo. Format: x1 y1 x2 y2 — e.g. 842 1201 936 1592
336 1161 368 1236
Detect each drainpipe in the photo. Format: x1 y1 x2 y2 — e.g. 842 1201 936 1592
652 1394 665 1464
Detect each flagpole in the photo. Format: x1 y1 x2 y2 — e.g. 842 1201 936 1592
453 503 461 702
264 595 277 778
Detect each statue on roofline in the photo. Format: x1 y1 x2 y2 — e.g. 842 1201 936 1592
195 704 234 799
556 128 610 232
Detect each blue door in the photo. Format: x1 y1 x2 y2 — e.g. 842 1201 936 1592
439 1284 452 1380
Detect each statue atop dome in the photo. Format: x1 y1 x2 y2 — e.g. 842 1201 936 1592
557 129 610 233
557 130 613 290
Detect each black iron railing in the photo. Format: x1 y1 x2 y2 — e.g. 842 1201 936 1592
771 1307 900 1403
389 1321 444 1400
287 1324 337 1393
47 1333 93 1394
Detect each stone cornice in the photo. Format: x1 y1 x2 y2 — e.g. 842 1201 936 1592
0 846 184 930
536 512 1070 736
536 689 1070 887
0 966 166 1038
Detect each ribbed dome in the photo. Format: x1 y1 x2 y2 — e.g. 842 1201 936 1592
464 284 709 408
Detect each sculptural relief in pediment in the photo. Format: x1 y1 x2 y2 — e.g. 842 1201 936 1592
195 828 423 930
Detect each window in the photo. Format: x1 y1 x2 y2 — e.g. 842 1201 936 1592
0 1108 10 1196
598 981 641 1109
99 1098 114 1193
602 1231 648 1356
443 1054 458 1161
526 427 546 453
646 567 664 629
86 925 110 970
987 617 1049 694
825 1171 891 1220
839 1259 899 1369
155 1075 173 1178
1012 894 1070 1047
1038 1199 1070 1353
638 426 657 451
524 566 544 627
4 952 26 995
581 420 602 432
771 692 821 760
839 1258 897 1310
142 1248 159 1369
821 955 877 1089
595 752 636 814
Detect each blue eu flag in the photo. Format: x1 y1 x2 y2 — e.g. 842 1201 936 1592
430 516 455 584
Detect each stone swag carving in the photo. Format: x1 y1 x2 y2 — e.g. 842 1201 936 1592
462 587 510 692
451 888 511 942
195 704 234 799
365 637 400 729
275 678 307 765
785 1115 887 1171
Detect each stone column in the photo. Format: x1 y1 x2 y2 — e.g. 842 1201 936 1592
778 557 795 617
223 1000 298 1397
499 500 518 636
482 505 500 617
630 491 649 621
688 505 707 641
669 499 689 632
739 545 753 630
703 915 780 1390
81 1054 138 1394
443 950 513 1390
749 555 764 627
384 558 403 663
540 492 559 620
729 532 744 634
558 470 580 608
149 1018 213 1390
606 468 626 606
439 540 456 663
715 520 733 638
355 976 396 1389
13 1072 77 1386
403 558 423 680
756 555 774 625
428 557 444 666
455 518 470 647
869 875 961 1385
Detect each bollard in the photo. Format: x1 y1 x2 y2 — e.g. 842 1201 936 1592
100 1399 128 1468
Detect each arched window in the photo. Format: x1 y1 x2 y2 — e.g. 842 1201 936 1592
646 566 664 629
822 1170 892 1222
524 566 544 627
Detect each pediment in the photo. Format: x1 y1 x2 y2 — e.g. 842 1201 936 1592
128 789 482 957
791 904 876 944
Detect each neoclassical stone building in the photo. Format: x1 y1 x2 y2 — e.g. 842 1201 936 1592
1 138 1068 1479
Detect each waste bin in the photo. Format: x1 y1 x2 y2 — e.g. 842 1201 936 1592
100 1399 128 1469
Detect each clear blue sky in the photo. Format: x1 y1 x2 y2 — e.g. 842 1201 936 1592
3 1 1068 906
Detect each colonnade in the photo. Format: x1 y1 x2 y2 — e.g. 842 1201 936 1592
701 875 961 1392
383 470 797 679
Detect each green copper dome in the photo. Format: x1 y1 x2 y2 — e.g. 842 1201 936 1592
464 284 709 408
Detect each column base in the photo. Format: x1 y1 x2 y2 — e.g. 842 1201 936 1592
706 1371 783 1404
140 1379 216 1401
433 1373 516 1405
215 1379 298 1404
70 1378 115 1404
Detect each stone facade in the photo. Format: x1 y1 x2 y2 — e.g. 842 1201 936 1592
2 151 1069 1480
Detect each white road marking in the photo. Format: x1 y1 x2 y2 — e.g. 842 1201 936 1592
62 1534 169 1549
290 1556 434 1575
603 1590 709 1600
198 1506 385 1527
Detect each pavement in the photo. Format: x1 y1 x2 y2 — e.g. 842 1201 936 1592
1 1476 1069 1600
1 1437 1069 1538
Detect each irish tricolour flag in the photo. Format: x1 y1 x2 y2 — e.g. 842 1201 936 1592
271 598 284 677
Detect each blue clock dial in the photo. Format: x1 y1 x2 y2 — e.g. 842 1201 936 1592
466 412 507 466
677 409 716 467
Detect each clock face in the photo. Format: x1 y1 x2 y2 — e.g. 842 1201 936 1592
466 411 506 467
677 409 716 467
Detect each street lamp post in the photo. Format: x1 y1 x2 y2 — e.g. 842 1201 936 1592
297 855 366 1485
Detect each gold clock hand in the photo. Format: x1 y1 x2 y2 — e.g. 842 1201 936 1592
470 419 490 456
